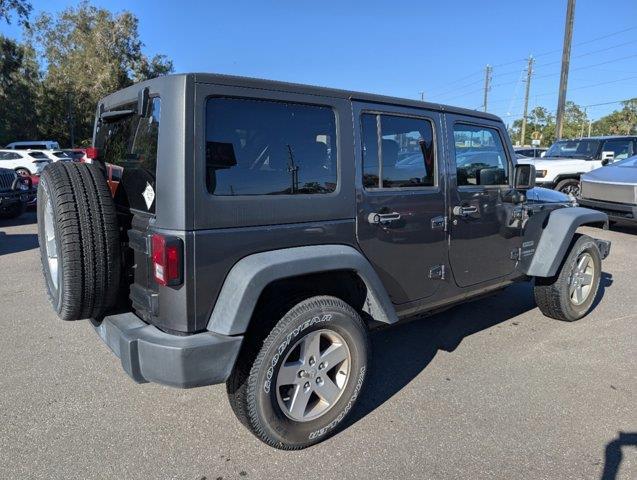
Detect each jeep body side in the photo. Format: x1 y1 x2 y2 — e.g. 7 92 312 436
38 73 610 448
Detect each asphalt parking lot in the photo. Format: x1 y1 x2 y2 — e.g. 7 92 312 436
0 211 635 480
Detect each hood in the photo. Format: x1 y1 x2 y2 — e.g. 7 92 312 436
517 157 590 169
526 186 571 204
582 163 637 185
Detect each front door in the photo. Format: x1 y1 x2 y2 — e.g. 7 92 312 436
445 116 522 287
355 102 447 304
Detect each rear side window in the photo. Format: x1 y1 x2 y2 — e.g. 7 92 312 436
361 113 435 188
453 124 509 186
28 151 48 159
95 97 161 213
205 98 337 196
602 139 634 160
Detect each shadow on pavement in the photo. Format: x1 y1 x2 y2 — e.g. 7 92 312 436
609 222 637 235
348 274 613 429
601 432 637 480
0 231 39 255
349 282 536 425
0 211 37 227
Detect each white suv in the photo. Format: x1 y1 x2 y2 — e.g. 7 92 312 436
517 136 637 196
0 149 52 176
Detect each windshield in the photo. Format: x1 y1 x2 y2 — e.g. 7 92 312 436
545 139 600 159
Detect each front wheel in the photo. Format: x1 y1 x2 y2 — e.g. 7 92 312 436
227 296 369 449
556 178 580 196
534 234 602 321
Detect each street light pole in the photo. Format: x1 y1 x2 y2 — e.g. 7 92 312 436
555 0 576 139
482 64 492 112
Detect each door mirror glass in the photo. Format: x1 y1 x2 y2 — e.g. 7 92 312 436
514 163 536 190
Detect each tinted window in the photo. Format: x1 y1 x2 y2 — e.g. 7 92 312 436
602 139 634 160
454 124 509 186
205 98 337 196
94 97 161 213
516 149 534 157
361 113 435 188
14 144 46 150
28 151 48 159
546 139 600 159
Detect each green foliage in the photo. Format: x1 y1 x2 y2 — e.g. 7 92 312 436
0 36 40 145
0 0 32 27
0 1 172 147
591 98 637 136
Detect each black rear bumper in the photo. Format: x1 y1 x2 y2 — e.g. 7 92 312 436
94 312 243 388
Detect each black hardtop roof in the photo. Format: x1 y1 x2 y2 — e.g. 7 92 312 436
191 72 501 121
100 72 502 123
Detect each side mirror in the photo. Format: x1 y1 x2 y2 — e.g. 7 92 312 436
601 151 615 165
513 163 536 190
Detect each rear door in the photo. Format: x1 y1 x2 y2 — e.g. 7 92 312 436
354 102 447 304
445 115 522 287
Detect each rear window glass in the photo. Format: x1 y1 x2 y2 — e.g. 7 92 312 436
28 151 48 159
205 98 337 196
95 97 161 213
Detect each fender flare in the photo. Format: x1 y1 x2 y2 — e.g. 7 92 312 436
206 245 398 336
524 207 608 277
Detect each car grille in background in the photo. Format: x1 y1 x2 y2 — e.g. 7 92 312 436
0 171 17 192
581 180 637 205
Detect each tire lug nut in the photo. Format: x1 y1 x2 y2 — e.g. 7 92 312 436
298 370 305 378
316 377 323 386
304 382 310 389
309 357 315 366
318 362 325 370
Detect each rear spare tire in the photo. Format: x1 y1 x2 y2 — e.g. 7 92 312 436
37 162 120 320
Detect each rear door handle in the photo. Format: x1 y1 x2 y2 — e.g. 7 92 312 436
368 212 401 225
452 205 478 217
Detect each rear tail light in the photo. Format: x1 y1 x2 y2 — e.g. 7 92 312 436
151 233 183 286
85 147 99 161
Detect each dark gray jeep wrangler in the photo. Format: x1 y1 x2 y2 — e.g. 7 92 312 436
37 73 611 449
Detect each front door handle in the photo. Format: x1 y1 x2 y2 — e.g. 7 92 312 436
368 212 401 225
452 205 478 217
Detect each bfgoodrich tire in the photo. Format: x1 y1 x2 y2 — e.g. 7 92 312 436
37 162 120 320
227 296 369 449
534 234 602 322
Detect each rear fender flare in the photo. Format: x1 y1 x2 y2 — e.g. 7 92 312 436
206 245 398 336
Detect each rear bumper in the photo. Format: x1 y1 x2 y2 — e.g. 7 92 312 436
578 197 636 223
94 312 243 388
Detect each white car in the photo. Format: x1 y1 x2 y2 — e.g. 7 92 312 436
517 136 637 196
5 140 60 150
30 149 75 162
0 149 52 176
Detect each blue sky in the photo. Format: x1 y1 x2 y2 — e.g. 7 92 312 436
2 0 636 123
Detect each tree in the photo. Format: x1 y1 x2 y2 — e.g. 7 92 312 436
26 1 173 146
0 35 40 145
591 98 637 136
0 0 31 27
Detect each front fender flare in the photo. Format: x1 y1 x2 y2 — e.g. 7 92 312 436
206 245 398 336
523 207 608 277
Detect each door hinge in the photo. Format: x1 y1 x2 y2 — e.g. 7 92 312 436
431 215 448 231
429 264 446 280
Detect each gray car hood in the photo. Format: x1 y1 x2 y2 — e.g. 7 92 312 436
582 160 637 185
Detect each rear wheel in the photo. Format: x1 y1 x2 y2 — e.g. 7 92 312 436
227 295 369 449
556 178 580 196
534 234 602 321
37 162 120 320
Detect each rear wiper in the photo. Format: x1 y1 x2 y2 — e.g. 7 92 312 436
100 109 136 123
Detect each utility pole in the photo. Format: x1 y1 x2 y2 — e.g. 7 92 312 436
520 55 534 147
482 64 492 112
580 107 587 138
555 0 576 139
587 118 592 137
419 91 425 101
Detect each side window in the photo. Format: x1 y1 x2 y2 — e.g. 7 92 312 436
361 113 435 189
205 98 337 196
602 139 634 160
453 124 509 186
